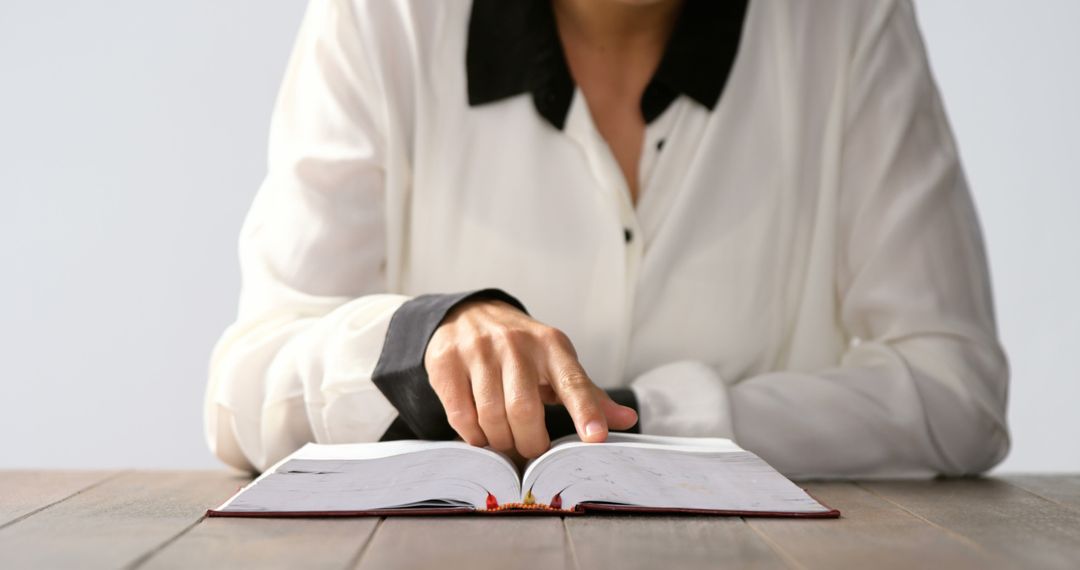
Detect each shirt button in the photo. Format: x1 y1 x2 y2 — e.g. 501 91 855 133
656 138 666 151
623 228 634 243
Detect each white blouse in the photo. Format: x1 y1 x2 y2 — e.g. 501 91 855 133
204 0 1010 476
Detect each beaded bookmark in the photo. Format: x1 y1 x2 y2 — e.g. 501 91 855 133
482 487 570 512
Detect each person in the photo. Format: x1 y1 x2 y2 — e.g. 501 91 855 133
204 0 1010 477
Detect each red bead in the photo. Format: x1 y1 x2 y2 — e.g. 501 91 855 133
486 492 498 510
551 492 562 510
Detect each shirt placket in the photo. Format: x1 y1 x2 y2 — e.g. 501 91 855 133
562 92 646 385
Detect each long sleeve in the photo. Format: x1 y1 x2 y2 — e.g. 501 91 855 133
204 0 407 473
631 0 1009 478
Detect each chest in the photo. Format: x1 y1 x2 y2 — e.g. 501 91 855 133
406 86 835 384
562 51 656 208
392 3 850 382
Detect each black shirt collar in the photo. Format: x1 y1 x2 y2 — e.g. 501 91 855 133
466 0 750 130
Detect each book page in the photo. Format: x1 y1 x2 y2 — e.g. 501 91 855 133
523 433 741 483
215 441 521 513
522 434 830 514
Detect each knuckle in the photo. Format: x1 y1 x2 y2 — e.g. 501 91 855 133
557 369 591 391
506 395 542 420
459 333 494 356
487 323 513 341
475 400 507 426
425 342 459 366
490 325 530 352
537 325 570 347
445 407 478 430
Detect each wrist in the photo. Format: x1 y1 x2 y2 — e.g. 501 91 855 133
372 288 529 441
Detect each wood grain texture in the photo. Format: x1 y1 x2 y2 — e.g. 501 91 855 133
566 515 788 570
0 470 246 570
864 478 1080 570
746 482 995 570
3 472 1080 569
141 517 379 570
356 517 567 570
0 470 121 528
1005 475 1080 512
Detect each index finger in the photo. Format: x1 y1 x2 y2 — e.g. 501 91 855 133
546 350 608 443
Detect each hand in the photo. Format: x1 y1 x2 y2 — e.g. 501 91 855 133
424 298 638 459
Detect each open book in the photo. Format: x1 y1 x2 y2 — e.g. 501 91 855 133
209 433 838 517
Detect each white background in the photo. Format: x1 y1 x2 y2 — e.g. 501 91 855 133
1 1 1076 471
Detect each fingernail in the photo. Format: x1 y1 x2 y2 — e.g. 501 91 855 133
585 420 604 438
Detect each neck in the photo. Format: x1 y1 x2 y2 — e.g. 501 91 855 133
552 0 684 53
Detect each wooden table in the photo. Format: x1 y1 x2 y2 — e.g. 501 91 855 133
2 472 1079 569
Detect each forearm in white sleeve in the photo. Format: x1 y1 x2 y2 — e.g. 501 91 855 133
203 0 406 473
631 0 1008 478
630 361 735 440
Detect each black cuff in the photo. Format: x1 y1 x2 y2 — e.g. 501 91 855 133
377 415 417 442
543 388 641 440
372 288 529 440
